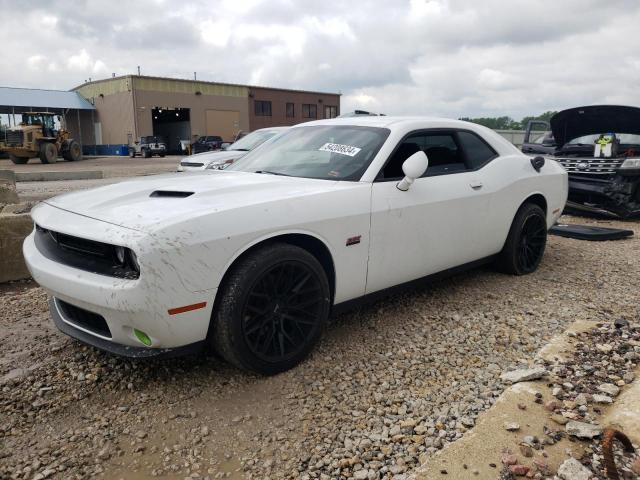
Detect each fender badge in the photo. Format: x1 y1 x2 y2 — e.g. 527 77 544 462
346 235 361 246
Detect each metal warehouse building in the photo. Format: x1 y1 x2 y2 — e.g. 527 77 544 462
73 75 341 153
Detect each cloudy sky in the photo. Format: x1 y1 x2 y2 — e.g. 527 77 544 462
1 0 640 119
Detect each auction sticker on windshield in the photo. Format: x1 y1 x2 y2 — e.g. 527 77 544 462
319 143 362 157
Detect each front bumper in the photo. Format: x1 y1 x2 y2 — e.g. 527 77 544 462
23 209 216 354
566 174 640 218
178 164 206 172
50 298 206 358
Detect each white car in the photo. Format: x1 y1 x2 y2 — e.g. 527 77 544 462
177 127 288 172
23 117 568 374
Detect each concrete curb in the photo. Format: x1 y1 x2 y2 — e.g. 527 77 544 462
15 170 104 182
410 320 639 479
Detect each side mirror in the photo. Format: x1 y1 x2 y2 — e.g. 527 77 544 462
531 156 545 172
397 151 429 191
221 142 231 150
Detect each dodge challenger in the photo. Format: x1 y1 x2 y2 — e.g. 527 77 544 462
24 117 568 374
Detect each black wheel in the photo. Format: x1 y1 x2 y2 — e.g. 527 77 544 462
143 148 151 158
159 153 165 157
212 243 331 375
66 140 82 161
38 142 57 164
496 203 547 275
9 154 29 164
129 148 136 158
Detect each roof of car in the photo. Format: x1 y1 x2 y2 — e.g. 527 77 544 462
294 116 479 129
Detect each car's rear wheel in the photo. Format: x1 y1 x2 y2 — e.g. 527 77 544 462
496 203 547 275
212 243 330 375
143 148 151 158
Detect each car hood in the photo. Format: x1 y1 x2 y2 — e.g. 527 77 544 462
182 150 245 165
44 171 348 233
550 105 640 147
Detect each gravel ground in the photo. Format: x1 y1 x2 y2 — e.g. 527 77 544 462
0 214 638 480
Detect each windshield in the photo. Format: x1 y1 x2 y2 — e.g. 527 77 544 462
227 125 390 181
229 129 283 151
568 133 640 145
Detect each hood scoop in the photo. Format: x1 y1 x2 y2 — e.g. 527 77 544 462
149 190 194 198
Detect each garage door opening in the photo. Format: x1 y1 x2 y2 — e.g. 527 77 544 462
152 107 190 154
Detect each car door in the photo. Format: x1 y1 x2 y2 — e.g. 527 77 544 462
522 120 555 155
366 129 498 294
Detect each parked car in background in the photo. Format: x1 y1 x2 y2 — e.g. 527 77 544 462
178 127 288 172
129 136 166 158
24 117 567 374
191 135 224 154
524 105 640 218
338 110 385 117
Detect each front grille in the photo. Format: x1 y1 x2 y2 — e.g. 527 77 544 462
56 299 111 338
34 225 139 279
555 157 625 175
181 162 204 167
6 130 24 146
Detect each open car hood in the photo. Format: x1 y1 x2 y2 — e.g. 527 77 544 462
550 105 640 147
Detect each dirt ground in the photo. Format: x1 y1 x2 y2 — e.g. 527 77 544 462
0 156 180 178
0 214 638 480
0 155 182 203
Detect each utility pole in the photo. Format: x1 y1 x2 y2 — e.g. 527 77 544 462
137 66 141 76
194 72 197 80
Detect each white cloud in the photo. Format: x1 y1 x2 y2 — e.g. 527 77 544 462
1 0 639 120
67 49 92 71
199 20 232 47
27 55 47 70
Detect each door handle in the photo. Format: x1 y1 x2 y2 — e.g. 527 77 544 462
470 181 483 190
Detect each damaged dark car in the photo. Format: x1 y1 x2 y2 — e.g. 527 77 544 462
523 105 640 218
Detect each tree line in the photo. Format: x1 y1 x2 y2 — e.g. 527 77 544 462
459 111 557 130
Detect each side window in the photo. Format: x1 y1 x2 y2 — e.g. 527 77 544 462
457 131 497 169
380 131 466 179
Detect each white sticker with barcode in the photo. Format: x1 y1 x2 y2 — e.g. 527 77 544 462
318 143 362 157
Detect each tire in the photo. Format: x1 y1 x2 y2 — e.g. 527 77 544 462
159 153 165 157
9 154 29 165
211 243 331 375
129 148 136 158
38 142 57 164
496 203 547 275
66 140 82 161
143 148 151 158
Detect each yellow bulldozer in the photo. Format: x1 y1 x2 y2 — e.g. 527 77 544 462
0 112 82 164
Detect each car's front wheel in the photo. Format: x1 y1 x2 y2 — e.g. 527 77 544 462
496 203 547 275
212 243 331 375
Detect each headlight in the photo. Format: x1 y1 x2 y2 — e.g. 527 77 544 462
205 162 224 170
128 250 140 273
619 158 640 170
115 246 126 264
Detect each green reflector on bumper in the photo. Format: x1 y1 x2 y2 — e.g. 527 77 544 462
134 329 152 346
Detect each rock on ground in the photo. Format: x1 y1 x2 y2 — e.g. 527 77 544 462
557 457 594 480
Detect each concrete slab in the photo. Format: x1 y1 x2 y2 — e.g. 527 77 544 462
14 170 103 182
601 376 640 445
0 208 32 283
411 321 638 480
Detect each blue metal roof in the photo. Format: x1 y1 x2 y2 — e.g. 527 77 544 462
0 86 95 111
